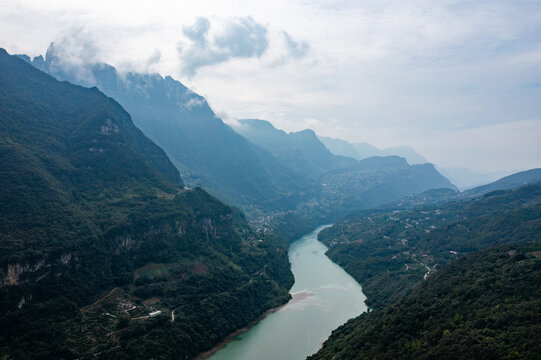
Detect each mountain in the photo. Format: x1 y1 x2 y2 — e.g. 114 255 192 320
234 119 356 178
317 156 456 215
312 136 361 159
21 45 313 215
233 119 455 234
365 167 541 213
319 136 428 165
23 47 456 230
318 183 541 309
312 183 541 359
438 166 512 190
310 242 541 360
0 48 293 359
464 168 541 197
381 145 428 164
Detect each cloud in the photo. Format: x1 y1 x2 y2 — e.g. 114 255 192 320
215 17 268 58
44 26 101 86
3 1 539 174
283 31 309 59
147 49 161 66
178 16 269 76
184 96 206 110
182 17 210 46
121 48 161 74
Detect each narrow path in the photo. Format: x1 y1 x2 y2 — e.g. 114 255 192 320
81 287 119 312
413 259 432 280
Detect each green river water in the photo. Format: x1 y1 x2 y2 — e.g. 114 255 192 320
209 225 367 360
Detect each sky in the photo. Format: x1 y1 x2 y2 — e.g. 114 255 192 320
1 0 541 174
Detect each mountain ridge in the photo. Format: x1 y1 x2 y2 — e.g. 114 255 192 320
319 135 429 165
0 48 293 359
20 47 314 215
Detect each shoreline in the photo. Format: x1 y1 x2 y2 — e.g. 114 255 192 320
194 300 289 360
194 225 332 360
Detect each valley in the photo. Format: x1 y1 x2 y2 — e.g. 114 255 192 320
1 32 540 360
209 226 367 360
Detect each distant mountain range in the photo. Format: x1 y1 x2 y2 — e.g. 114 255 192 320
318 136 428 165
463 168 541 197
373 167 541 211
318 136 519 190
233 119 455 218
233 119 356 178
21 47 457 223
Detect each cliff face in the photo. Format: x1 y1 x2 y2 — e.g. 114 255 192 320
0 48 293 359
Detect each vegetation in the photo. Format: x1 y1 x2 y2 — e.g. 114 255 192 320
27 53 457 222
27 50 316 216
9 44 541 360
316 156 455 216
318 184 541 309
0 49 293 359
310 243 541 360
463 168 541 198
234 119 356 178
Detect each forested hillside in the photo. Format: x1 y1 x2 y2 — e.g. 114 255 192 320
0 48 293 359
233 119 455 235
310 243 541 360
23 47 314 215
318 184 541 309
463 168 541 197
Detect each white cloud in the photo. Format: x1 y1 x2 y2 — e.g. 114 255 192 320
178 16 269 76
42 26 101 85
1 0 540 174
282 31 309 59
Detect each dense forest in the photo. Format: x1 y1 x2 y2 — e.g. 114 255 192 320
0 49 294 359
310 243 541 360
318 184 541 309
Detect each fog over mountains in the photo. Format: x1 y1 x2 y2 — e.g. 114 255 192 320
21 45 315 214
19 45 457 220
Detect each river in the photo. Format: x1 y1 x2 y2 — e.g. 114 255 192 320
209 225 367 360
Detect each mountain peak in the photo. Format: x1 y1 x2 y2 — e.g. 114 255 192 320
238 119 277 130
290 128 316 137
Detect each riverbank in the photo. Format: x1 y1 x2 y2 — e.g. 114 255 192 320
207 225 367 360
194 302 288 360
194 226 331 360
